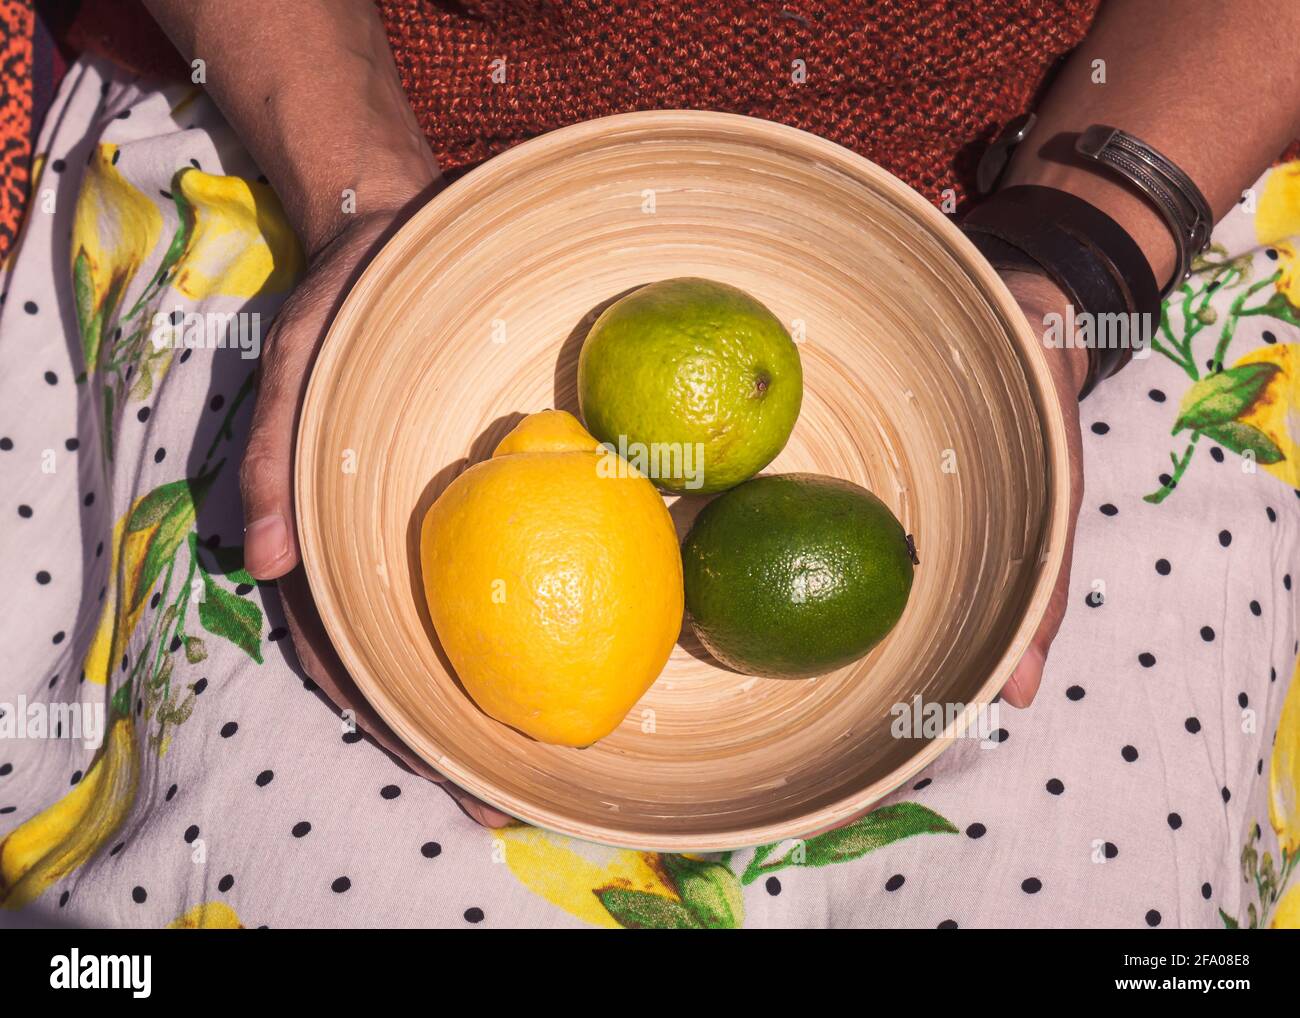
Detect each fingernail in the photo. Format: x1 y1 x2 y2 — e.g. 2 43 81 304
245 513 289 569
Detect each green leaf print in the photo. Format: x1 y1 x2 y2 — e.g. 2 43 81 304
198 542 256 587
661 855 745 929
1172 362 1280 433
741 802 958 884
127 470 217 611
198 572 264 663
73 249 102 369
1198 421 1285 464
595 888 704 929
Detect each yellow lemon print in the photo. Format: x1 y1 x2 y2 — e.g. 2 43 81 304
167 901 244 929
0 717 140 910
1270 657 1300 858
170 168 303 300
498 826 679 928
72 143 164 370
1231 344 1300 489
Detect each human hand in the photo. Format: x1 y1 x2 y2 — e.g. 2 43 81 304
998 270 1087 708
240 190 512 828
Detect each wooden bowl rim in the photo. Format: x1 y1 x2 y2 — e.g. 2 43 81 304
295 109 1072 850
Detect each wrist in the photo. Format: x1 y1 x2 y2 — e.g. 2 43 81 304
999 270 1090 399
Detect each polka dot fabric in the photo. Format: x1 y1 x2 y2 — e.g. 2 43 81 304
1 58 1298 929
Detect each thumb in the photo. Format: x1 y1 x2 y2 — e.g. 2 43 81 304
240 287 333 579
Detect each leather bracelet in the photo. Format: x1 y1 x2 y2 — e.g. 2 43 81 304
962 185 1160 399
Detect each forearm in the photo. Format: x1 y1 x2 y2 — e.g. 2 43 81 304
1005 0 1300 286
143 0 438 257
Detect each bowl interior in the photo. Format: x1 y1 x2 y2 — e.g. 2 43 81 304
296 111 1067 851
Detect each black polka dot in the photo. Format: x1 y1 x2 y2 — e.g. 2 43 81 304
1046 778 1064 795
220 721 238 738
0 437 11 450
70 770 82 785
765 876 781 895
1138 652 1156 668
83 492 94 507
1091 421 1110 435
58 891 69 907
292 821 311 838
884 874 905 891
218 874 234 892
24 300 38 315
463 907 485 923
1168 812 1182 830
421 841 442 859
1148 388 1166 403
1201 882 1212 900
131 886 147 904
116 108 131 119
1250 600 1262 617
64 437 78 451
0 806 14 815
1210 446 1225 463
52 158 66 173
1185 717 1201 734
1099 503 1118 517
1103 842 1118 860
1267 507 1277 523
965 822 986 839
342 731 363 745
44 371 57 385
268 626 288 642
110 841 125 856
165 783 178 801
331 877 351 893
1021 877 1042 894
1285 574 1293 592
1221 787 1231 803
255 769 274 787
154 447 166 463
1267 248 1279 260
36 571 50 585
937 919 958 929
235 583 253 596
1258 759 1264 775
192 678 208 695
1218 529 1232 547
210 394 225 412
0 763 10 776
1238 692 1249 709
184 825 199 843
381 784 401 800
1145 909 1161 927
1085 590 1104 608
1263 329 1277 344
17 505 33 520
51 630 65 645
1065 685 1085 701
912 777 931 791
1121 745 1139 762
137 406 150 423
988 728 1008 744
1200 625 1215 642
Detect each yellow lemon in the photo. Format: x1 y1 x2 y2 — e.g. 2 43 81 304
420 410 684 746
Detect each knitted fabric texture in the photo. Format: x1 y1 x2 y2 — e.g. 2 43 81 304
377 0 1101 202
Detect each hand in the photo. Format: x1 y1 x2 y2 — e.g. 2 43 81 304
998 271 1087 708
240 189 512 828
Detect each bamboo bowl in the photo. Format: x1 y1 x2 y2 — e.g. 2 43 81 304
296 111 1069 851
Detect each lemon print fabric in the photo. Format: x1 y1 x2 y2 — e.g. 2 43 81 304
421 411 683 746
7 54 1300 932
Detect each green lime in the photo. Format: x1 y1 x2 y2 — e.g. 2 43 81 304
577 277 802 494
682 473 915 678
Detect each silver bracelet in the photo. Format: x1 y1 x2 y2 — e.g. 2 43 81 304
1074 125 1213 298
976 118 1213 299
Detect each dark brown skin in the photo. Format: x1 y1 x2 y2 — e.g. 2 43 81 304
144 0 1300 826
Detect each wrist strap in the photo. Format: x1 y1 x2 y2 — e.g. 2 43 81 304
961 185 1160 399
